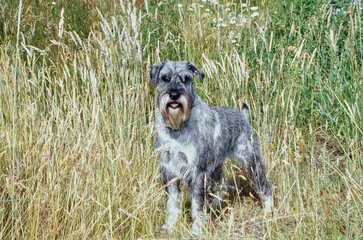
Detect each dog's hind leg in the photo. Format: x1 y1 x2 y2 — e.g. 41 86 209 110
233 133 274 215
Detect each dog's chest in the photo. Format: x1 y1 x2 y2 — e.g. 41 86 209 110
157 131 197 180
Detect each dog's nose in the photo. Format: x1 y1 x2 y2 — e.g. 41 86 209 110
169 90 180 100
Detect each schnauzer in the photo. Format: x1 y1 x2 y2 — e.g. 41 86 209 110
149 60 274 237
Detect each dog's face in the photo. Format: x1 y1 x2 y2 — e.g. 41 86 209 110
148 61 204 130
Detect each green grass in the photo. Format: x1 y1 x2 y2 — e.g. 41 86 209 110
0 0 362 239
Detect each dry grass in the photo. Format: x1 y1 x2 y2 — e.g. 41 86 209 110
0 0 362 239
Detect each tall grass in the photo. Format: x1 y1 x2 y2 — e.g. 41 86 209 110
11 0 23 238
0 0 362 239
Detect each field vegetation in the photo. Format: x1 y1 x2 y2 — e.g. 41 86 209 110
0 0 362 238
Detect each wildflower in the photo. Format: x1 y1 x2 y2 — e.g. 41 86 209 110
211 0 218 5
241 3 247 7
206 8 210 12
231 39 237 44
230 18 236 24
250 7 258 11
251 12 259 18
158 1 163 6
177 4 182 8
240 16 248 23
213 18 217 23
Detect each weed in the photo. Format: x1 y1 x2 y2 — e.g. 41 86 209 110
0 0 361 239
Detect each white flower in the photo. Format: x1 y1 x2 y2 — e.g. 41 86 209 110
251 12 259 18
157 1 163 6
250 7 258 11
206 8 210 12
177 4 182 8
231 39 237 44
213 18 217 23
241 3 247 7
240 16 248 23
230 18 236 24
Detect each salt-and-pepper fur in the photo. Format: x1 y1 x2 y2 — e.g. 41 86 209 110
149 60 273 237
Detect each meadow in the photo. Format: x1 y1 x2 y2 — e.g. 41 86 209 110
0 0 362 238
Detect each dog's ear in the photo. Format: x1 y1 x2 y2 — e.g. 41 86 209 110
187 62 205 83
148 61 166 86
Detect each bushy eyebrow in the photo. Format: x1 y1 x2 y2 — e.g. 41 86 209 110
159 70 172 77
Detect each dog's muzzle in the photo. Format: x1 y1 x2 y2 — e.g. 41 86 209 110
168 101 182 109
169 90 180 101
159 90 191 130
168 90 182 109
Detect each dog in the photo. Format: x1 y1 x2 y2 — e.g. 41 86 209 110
149 60 274 237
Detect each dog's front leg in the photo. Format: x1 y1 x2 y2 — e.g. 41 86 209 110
191 172 209 237
162 180 182 234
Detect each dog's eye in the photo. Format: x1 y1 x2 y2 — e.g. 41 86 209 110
161 75 170 82
183 75 192 83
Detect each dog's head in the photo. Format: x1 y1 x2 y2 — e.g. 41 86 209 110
148 60 204 130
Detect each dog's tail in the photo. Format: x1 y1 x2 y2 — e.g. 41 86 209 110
241 103 250 123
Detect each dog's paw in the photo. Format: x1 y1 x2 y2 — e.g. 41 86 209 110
160 223 174 235
190 220 205 238
263 195 274 217
190 224 204 238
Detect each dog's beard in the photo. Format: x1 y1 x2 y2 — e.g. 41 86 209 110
159 94 191 130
